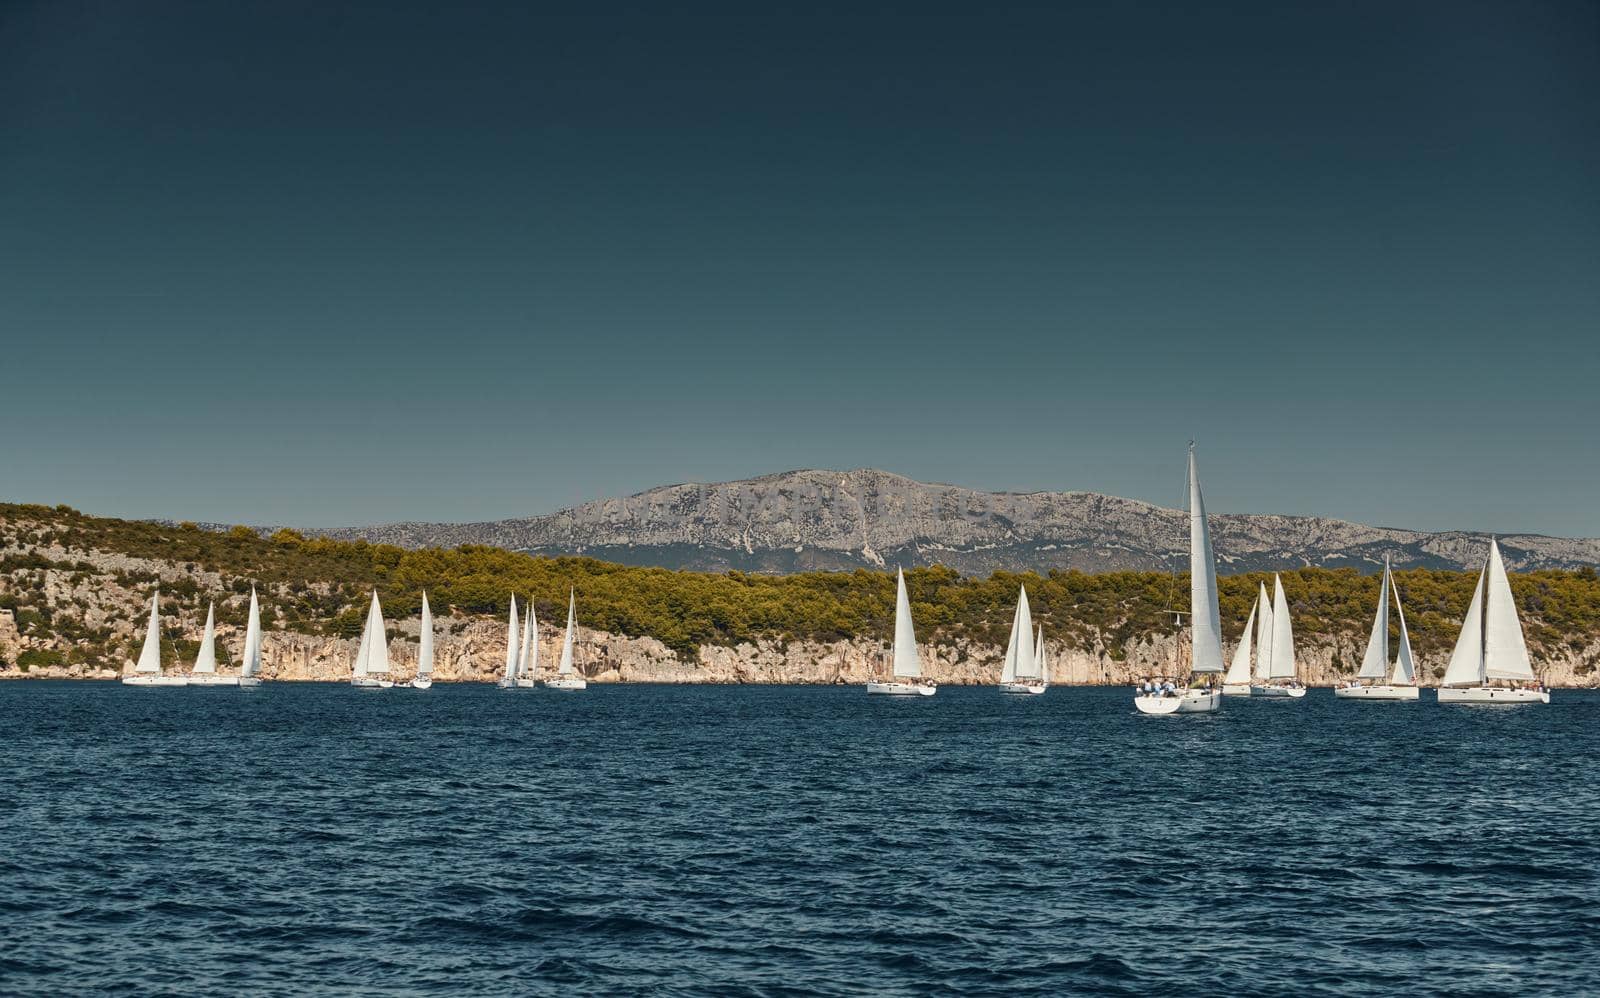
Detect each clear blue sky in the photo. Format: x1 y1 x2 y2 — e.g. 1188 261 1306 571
2 1 1595 534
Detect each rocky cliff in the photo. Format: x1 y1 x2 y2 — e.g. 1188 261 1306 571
300 469 1600 575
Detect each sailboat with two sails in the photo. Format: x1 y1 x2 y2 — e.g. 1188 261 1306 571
350 591 394 688
409 592 434 689
498 596 523 689
514 596 539 687
544 590 587 690
866 568 936 696
122 591 187 686
186 601 239 686
1134 445 1223 714
1250 575 1306 698
237 586 263 688
997 586 1047 695
1438 540 1548 704
1334 558 1418 700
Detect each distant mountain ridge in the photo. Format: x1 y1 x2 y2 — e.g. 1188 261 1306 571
286 469 1600 575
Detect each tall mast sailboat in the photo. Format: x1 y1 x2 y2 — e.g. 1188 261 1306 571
544 589 588 690
1134 444 1223 714
1251 574 1306 698
409 592 434 689
122 590 187 686
1438 540 1548 704
237 586 263 688
498 596 521 689
350 590 394 689
515 598 539 687
187 601 239 686
997 585 1046 694
866 568 937 696
1334 558 1419 700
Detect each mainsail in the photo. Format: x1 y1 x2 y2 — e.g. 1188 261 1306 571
193 602 217 674
557 590 577 675
1484 540 1536 682
1014 587 1036 680
891 568 921 678
418 592 434 678
241 586 262 678
1188 446 1224 674
353 598 372 678
363 591 390 675
503 596 520 682
1032 625 1046 683
1224 594 1258 685
1357 561 1391 681
1267 574 1297 680
135 591 162 673
1254 582 1273 680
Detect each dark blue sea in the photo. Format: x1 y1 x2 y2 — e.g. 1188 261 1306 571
2 682 1597 996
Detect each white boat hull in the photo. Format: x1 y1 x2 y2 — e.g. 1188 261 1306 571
543 677 588 690
1250 683 1307 698
122 674 188 686
866 681 936 696
997 682 1047 695
350 677 393 689
409 677 433 689
237 677 263 689
514 678 537 688
1134 688 1222 715
1438 686 1549 704
185 674 240 687
1221 683 1252 696
1333 684 1419 700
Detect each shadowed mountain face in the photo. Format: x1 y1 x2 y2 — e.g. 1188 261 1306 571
301 469 1600 575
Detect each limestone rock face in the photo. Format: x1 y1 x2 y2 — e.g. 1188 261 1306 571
304 468 1600 574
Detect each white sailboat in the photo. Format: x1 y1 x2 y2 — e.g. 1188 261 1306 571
515 598 539 687
1221 590 1260 695
1335 558 1419 700
187 601 239 686
867 568 936 695
498 595 521 689
409 592 434 689
123 590 187 686
350 590 394 688
1251 574 1306 697
997 585 1046 694
544 589 587 690
1438 540 1548 704
1135 444 1223 714
237 586 263 688
1034 625 1050 690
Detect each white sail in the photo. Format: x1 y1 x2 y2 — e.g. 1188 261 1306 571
1267 574 1296 679
999 599 1021 683
1442 564 1487 687
1188 447 1225 674
1224 595 1258 685
503 596 520 681
1254 582 1273 680
1034 627 1048 684
1390 574 1416 686
524 601 539 677
1484 540 1536 681
352 598 372 677
557 590 577 675
193 602 217 673
1357 561 1391 680
363 591 390 675
1014 586 1037 680
891 568 921 678
418 592 434 677
135 592 162 673
241 586 262 678
517 597 533 677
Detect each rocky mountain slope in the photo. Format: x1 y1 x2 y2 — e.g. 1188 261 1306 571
305 469 1600 575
